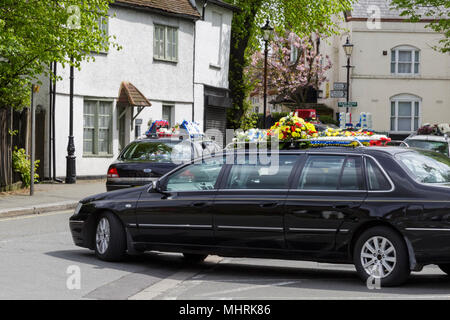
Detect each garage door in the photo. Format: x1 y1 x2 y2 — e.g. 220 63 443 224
205 106 227 140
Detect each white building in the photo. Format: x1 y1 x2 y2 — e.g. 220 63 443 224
318 0 450 137
34 0 236 179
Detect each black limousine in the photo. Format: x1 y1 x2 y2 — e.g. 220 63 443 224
70 147 450 286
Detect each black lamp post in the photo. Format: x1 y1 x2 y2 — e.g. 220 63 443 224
342 37 354 115
261 19 273 129
65 58 76 184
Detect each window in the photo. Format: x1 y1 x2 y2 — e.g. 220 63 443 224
226 155 298 190
366 158 392 191
396 151 450 184
391 46 420 75
154 25 178 62
83 100 113 156
390 94 421 132
166 158 224 192
119 140 182 162
211 12 223 67
298 155 364 190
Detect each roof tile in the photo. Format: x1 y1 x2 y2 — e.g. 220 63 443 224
116 0 200 18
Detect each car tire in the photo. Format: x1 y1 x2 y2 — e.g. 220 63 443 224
94 212 127 262
438 264 450 275
353 226 410 287
183 253 208 263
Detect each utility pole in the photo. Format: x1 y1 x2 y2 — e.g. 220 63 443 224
65 58 76 184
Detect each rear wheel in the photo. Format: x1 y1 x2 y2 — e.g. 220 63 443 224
353 226 410 286
94 212 127 261
438 264 450 275
182 253 208 263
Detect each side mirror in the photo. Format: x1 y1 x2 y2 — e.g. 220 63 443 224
148 180 164 194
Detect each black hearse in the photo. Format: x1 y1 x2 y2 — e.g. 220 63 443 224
71 147 450 286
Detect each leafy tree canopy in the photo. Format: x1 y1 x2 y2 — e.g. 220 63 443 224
390 0 450 53
0 0 120 109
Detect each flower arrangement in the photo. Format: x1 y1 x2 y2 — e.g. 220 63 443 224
271 114 318 141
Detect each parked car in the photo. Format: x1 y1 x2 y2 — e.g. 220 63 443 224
106 137 222 191
71 147 450 286
404 134 450 157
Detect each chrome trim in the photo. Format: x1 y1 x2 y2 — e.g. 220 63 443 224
126 223 138 228
405 228 450 232
289 228 337 232
69 220 84 224
107 177 158 183
363 155 396 193
139 224 212 229
217 225 283 231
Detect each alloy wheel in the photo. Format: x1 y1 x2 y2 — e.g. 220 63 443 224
360 236 397 278
96 217 110 255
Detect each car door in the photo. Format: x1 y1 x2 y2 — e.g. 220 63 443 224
135 156 225 245
285 153 367 255
213 153 300 250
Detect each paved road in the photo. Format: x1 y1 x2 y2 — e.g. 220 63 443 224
1 210 450 300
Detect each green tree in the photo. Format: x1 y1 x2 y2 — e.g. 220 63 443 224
224 0 353 129
0 0 120 110
390 0 449 53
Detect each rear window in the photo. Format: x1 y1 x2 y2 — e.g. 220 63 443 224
298 155 364 190
119 141 192 163
366 158 392 191
405 139 449 156
396 150 450 184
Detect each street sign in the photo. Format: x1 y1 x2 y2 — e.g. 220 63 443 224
333 82 347 91
338 102 358 108
330 90 347 98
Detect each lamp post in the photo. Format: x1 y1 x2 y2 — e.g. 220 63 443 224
65 58 76 184
261 19 273 129
342 37 354 116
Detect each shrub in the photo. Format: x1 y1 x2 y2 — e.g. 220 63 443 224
12 147 39 187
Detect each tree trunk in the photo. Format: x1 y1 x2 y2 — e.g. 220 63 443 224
0 107 13 189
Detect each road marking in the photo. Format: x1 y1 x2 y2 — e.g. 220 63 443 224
128 255 223 300
197 281 300 297
0 210 72 222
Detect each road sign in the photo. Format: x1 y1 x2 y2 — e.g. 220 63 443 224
338 102 358 108
333 82 348 91
330 90 347 98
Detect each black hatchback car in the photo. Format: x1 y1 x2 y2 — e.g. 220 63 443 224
70 147 450 286
106 137 221 191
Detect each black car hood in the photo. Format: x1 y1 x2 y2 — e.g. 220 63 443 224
80 185 148 204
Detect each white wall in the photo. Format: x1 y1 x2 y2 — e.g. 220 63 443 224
319 19 450 132
37 6 197 177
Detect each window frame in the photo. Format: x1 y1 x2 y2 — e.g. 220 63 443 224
153 24 178 63
83 99 113 157
390 46 420 76
390 94 421 134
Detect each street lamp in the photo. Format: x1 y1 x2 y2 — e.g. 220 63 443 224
342 37 354 116
261 19 273 129
65 57 76 184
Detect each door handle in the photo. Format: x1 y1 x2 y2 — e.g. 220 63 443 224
191 202 209 208
259 202 279 208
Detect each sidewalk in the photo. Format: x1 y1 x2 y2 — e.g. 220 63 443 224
0 180 106 218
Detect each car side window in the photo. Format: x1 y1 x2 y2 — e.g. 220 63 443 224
298 155 345 190
166 158 224 191
340 156 364 190
225 155 298 190
366 158 392 191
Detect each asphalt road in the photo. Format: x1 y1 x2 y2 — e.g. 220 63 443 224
1 210 450 300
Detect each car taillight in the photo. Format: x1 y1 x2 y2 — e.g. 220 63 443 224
107 167 119 178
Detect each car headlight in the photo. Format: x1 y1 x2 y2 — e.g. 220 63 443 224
74 202 83 215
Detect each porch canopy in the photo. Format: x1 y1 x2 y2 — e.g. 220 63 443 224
117 81 151 121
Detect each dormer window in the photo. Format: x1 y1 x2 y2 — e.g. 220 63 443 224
391 46 420 75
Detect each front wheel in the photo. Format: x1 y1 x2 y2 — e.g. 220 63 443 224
353 226 410 287
438 264 450 275
94 212 127 261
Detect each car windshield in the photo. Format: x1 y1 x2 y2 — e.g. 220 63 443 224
119 141 192 163
396 150 450 184
405 139 449 156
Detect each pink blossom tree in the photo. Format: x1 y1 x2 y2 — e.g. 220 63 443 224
247 32 332 105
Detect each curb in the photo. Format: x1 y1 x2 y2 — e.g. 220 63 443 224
0 201 77 219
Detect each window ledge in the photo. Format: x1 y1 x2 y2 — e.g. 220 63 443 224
209 63 221 70
153 57 178 64
83 154 114 158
